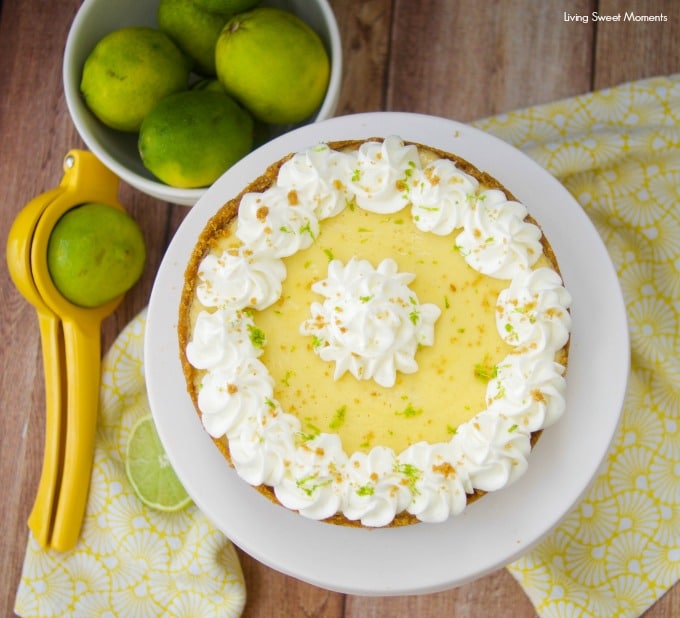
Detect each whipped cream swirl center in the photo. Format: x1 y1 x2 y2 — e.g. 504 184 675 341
300 257 441 387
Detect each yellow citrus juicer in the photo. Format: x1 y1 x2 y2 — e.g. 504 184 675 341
7 150 126 551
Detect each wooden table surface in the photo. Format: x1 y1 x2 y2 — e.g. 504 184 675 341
2 1 679 616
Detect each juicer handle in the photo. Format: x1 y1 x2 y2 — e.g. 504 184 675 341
48 316 101 552
27 311 66 548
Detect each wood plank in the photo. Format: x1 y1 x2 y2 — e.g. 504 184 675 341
387 0 595 121
0 2 84 615
330 0 394 114
595 0 680 89
238 548 345 618
346 569 536 618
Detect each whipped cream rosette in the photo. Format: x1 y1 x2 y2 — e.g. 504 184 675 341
300 256 441 388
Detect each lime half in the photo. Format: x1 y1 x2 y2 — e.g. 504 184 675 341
125 414 192 511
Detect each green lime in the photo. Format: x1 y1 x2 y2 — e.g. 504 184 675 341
158 0 230 76
125 414 192 512
138 89 254 188
80 26 191 132
192 78 273 141
47 203 146 308
192 0 260 15
215 7 330 124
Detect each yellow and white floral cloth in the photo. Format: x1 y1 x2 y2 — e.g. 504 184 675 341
15 74 679 617
15 309 247 617
474 74 680 617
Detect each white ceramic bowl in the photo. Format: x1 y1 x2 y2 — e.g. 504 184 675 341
63 0 342 206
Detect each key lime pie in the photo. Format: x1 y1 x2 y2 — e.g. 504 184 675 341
178 136 572 527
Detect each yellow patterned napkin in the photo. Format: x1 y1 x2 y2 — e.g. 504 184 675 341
14 309 246 617
474 74 680 617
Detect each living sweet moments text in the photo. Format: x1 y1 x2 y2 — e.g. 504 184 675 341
563 11 668 24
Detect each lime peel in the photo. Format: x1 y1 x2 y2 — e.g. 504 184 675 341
80 26 190 132
215 7 330 125
138 89 254 188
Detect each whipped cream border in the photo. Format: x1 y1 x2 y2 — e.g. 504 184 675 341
187 136 572 527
